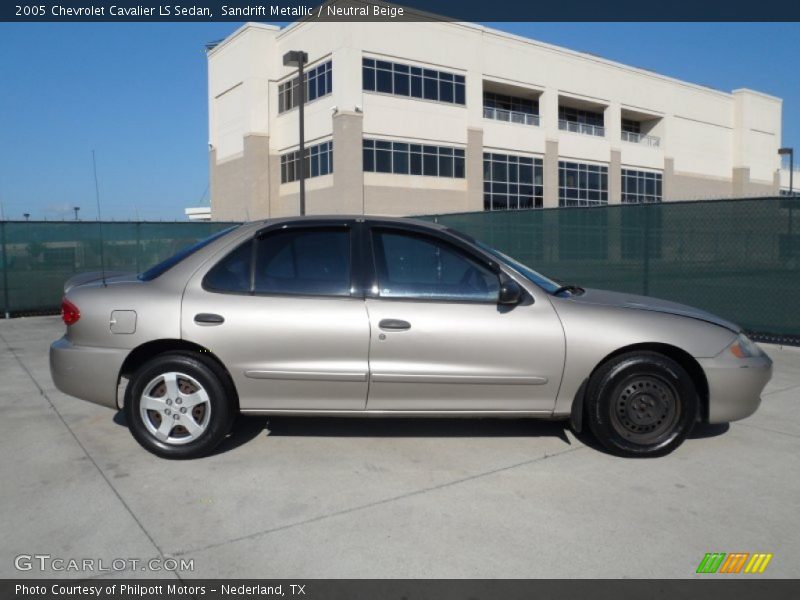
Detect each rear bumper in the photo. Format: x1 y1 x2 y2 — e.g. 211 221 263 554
698 351 773 424
50 337 128 409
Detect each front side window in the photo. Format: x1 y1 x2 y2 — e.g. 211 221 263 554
372 229 499 302
254 228 351 296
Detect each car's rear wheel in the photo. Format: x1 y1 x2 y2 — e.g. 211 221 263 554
586 351 698 457
124 353 235 459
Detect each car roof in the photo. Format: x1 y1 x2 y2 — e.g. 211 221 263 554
246 214 450 231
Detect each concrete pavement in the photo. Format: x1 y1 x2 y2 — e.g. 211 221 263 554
1 316 798 579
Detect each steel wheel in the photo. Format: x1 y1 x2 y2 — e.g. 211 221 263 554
139 371 211 445
609 374 680 445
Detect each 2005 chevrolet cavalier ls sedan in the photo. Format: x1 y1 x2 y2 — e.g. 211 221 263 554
50 217 772 459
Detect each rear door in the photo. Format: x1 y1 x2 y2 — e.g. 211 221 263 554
364 225 565 412
181 222 371 411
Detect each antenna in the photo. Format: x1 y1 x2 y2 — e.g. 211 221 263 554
92 150 107 287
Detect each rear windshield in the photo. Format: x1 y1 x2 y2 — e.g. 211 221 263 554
138 226 239 282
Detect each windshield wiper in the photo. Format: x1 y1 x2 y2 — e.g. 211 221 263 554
552 284 585 296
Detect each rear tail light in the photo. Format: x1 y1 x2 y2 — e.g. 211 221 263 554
61 298 80 326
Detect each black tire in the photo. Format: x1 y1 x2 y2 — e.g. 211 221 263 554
124 352 236 459
586 351 698 457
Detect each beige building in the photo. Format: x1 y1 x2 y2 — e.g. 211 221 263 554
206 17 785 221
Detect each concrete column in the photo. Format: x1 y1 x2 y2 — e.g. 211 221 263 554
332 110 365 214
609 149 622 204
663 157 676 202
466 127 484 212
732 166 750 198
606 101 622 151
544 139 559 208
209 148 218 219
542 87 560 138
243 133 271 220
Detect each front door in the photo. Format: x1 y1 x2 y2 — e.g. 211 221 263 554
181 224 370 411
364 226 565 412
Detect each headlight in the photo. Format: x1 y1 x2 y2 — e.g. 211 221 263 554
729 333 762 358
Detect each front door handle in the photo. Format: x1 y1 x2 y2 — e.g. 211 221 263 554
194 313 225 325
379 319 411 331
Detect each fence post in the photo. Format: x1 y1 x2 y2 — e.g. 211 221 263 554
135 221 141 272
642 204 651 296
1 221 9 319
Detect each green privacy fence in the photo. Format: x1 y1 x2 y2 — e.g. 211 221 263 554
424 197 800 344
0 221 237 318
1 198 798 343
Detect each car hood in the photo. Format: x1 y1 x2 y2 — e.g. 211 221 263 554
564 287 741 333
63 271 139 293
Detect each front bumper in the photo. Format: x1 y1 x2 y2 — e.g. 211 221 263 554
697 349 773 423
50 337 128 409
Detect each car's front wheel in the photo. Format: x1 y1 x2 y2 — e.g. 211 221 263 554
586 351 699 457
124 353 236 459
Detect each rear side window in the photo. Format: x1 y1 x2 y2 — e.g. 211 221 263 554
372 229 499 302
203 241 252 292
254 228 351 296
139 226 238 282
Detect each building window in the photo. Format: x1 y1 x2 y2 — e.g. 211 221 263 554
278 60 332 114
362 58 466 105
483 152 543 210
280 140 333 184
622 169 662 204
621 119 641 134
558 161 608 207
363 139 465 178
558 106 605 136
483 92 539 125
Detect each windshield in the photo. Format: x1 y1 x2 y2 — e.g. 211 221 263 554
473 240 561 294
138 226 239 282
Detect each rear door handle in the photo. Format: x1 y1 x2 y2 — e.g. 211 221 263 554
194 313 225 325
379 319 411 331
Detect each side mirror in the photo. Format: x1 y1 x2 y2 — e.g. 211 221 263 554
498 279 523 305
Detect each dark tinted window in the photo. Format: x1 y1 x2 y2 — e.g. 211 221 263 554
203 241 252 292
372 230 499 302
138 226 238 282
254 228 351 296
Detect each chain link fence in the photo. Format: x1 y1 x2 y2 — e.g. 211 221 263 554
425 197 800 344
1 198 798 344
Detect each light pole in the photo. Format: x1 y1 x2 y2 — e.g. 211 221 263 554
779 147 794 196
283 50 309 216
780 147 795 262
73 206 80 221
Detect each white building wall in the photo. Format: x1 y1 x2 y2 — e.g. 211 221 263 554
206 19 784 218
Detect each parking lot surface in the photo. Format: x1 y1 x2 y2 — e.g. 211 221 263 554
1 316 799 579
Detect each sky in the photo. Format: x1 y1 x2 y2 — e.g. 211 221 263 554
0 21 797 221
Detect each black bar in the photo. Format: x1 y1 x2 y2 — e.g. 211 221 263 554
2 579 800 600
3 0 800 22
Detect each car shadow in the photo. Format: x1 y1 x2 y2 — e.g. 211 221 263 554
262 416 572 444
571 420 731 456
113 411 269 456
112 411 729 458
